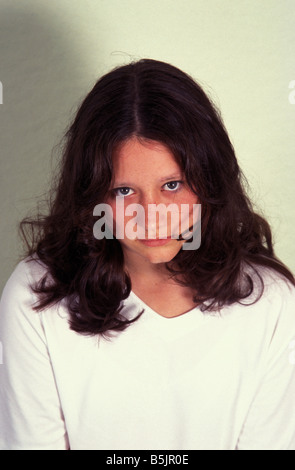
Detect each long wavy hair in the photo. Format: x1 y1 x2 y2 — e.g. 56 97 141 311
20 58 294 335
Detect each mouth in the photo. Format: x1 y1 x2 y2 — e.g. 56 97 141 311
138 237 172 247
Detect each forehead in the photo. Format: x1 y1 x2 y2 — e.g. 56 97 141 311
112 138 181 180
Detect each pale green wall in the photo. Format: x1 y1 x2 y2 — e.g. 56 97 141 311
0 0 294 290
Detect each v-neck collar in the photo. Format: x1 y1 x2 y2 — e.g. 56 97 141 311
127 290 205 341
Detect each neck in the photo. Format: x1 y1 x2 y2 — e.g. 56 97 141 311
124 251 175 285
127 260 171 283
124 253 197 318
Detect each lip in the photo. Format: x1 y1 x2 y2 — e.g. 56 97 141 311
138 237 172 247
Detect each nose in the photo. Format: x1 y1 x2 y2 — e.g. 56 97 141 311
139 191 175 239
139 191 159 237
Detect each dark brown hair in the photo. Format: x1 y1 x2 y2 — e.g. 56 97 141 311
20 58 294 335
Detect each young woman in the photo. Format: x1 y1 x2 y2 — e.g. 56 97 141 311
0 59 294 450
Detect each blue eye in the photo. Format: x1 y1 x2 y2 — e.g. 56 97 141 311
164 181 182 191
113 187 134 197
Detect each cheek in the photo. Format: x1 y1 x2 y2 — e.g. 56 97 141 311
106 199 140 239
174 192 199 234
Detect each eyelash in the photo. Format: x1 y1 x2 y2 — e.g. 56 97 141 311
112 187 134 197
163 181 183 192
112 181 183 198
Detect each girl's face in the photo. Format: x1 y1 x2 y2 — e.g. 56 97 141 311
106 137 198 268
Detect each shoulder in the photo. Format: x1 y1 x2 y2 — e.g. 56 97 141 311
260 267 295 347
240 262 295 308
0 257 51 335
256 265 295 311
229 265 295 356
9 255 48 283
1 256 48 304
219 264 295 344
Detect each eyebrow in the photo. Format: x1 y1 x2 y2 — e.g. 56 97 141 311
113 173 183 187
159 173 183 182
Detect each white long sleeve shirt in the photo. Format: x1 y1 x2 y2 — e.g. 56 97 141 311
0 258 295 450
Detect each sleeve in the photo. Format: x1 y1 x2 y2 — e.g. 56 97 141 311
0 260 69 450
236 281 295 450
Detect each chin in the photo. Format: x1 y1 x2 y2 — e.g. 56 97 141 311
144 252 177 264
